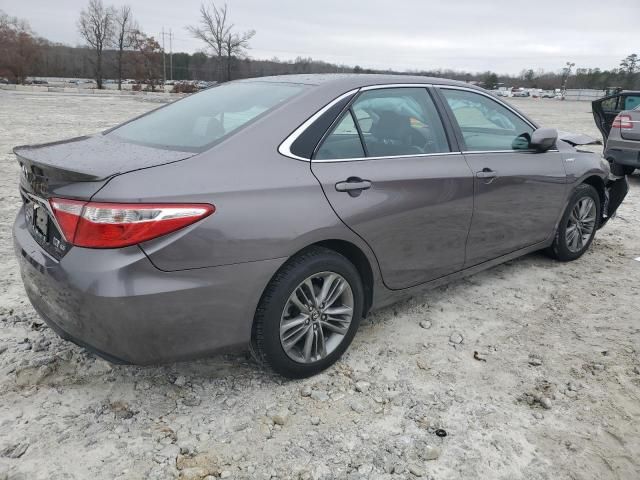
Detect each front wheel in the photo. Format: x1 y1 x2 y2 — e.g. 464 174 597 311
547 184 601 261
251 247 363 378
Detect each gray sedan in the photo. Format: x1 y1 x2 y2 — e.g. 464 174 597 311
13 74 627 378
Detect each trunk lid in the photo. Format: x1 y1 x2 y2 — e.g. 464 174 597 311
15 134 195 198
15 134 195 260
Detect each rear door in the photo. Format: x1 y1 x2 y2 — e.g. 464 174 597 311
311 86 474 290
437 87 567 266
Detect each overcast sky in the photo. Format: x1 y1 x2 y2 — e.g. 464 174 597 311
4 0 638 74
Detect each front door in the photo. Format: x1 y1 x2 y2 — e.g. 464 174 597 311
311 87 474 290
437 87 567 266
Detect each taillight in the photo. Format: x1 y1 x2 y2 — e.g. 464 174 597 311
612 114 633 129
49 198 214 248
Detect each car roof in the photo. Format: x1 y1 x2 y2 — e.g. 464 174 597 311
237 73 481 92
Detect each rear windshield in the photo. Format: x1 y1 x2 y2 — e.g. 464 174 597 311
109 82 306 152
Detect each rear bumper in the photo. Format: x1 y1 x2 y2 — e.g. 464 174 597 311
605 146 640 168
13 207 286 364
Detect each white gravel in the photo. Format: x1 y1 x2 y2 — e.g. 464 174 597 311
1 91 639 479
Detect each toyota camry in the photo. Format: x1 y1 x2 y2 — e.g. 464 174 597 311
13 74 628 378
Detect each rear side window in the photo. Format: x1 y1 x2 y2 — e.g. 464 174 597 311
315 111 365 159
441 88 534 151
624 95 640 110
110 82 306 152
314 87 450 160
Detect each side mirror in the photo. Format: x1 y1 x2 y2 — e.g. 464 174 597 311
530 128 558 152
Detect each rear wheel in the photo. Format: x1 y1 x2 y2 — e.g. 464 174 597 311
252 247 363 378
547 184 600 261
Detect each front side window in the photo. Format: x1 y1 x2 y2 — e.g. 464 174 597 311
441 89 534 151
110 81 306 152
314 87 450 160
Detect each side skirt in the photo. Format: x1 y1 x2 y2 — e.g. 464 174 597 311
371 238 552 311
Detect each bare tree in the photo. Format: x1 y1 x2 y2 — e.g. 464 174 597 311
187 2 254 81
77 0 115 88
0 10 42 83
112 5 136 90
223 29 254 81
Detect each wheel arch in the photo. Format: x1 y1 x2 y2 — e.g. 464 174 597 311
253 239 375 327
581 175 606 224
312 239 374 317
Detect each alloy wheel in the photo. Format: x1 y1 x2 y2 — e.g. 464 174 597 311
565 196 596 253
279 272 354 364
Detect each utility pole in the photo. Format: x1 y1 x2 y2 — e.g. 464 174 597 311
161 27 166 84
169 29 173 81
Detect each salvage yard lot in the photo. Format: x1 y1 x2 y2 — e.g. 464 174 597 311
0 90 639 480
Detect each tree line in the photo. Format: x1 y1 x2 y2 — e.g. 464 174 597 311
1 3 639 92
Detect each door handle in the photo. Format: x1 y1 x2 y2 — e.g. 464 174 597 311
476 168 498 179
335 177 372 197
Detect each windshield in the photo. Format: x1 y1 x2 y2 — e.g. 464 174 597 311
109 82 306 152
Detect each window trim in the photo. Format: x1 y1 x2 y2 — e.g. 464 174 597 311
278 89 360 161
282 83 464 163
278 83 553 162
314 86 456 162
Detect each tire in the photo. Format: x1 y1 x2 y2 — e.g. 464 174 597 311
547 184 601 261
251 246 364 378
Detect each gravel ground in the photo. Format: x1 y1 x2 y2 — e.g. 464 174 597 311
0 91 639 480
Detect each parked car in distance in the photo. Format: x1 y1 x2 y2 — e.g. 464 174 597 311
593 91 640 175
512 90 530 97
69 79 95 86
13 74 628 378
196 80 217 90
